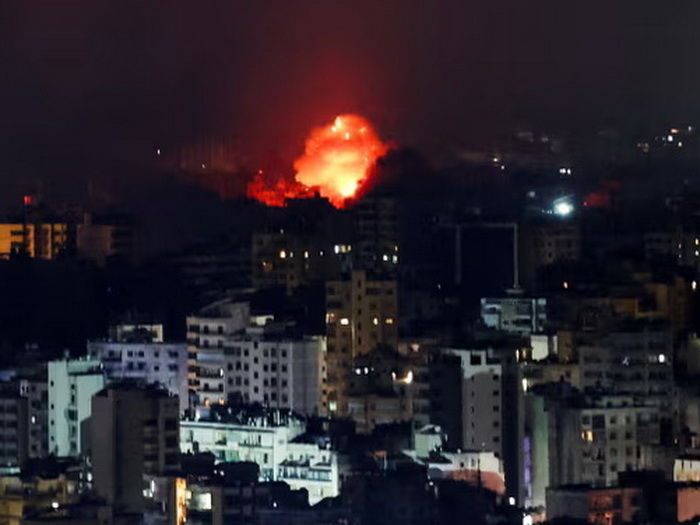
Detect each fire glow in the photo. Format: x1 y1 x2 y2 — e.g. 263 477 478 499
247 114 389 208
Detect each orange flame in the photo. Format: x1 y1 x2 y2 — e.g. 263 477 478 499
247 114 388 208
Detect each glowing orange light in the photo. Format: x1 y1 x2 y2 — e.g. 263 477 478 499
247 114 389 208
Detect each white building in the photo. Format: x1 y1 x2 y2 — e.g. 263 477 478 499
223 324 325 415
187 299 325 415
181 411 339 504
186 300 251 406
48 358 104 457
445 348 506 455
480 297 547 335
87 341 188 412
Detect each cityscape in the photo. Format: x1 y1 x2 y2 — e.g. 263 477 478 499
3 2 700 525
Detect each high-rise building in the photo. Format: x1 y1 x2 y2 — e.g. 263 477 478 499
186 300 250 407
325 270 398 415
91 384 180 514
48 358 104 457
443 346 523 503
18 373 49 460
353 196 399 275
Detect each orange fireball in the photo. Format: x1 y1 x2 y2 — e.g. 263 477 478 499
247 114 388 208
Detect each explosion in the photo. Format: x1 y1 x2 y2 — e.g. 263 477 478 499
247 114 389 208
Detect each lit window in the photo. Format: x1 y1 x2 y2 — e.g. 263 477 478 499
340 318 350 326
385 318 394 325
372 317 379 326
279 250 287 259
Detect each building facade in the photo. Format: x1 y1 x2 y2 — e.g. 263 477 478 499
87 341 188 412
48 358 104 457
91 385 180 514
325 270 398 415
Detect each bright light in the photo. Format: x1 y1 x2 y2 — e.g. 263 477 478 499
340 318 350 326
658 354 666 364
247 114 388 208
693 281 697 291
279 250 287 259
395 370 414 384
553 201 574 216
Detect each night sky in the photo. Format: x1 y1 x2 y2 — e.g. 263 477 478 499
1 0 699 207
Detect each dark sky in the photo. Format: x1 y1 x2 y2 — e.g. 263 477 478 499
1 0 700 206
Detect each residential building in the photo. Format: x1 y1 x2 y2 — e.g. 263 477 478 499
325 270 398 415
222 323 326 415
0 474 76 525
186 300 250 406
577 326 674 405
443 346 523 503
87 340 188 412
48 358 104 457
0 222 69 260
91 384 180 514
353 196 399 275
181 407 339 505
252 231 351 293
210 463 309 525
547 473 700 525
0 390 28 471
18 374 49 460
405 425 505 495
548 394 662 488
344 345 430 433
